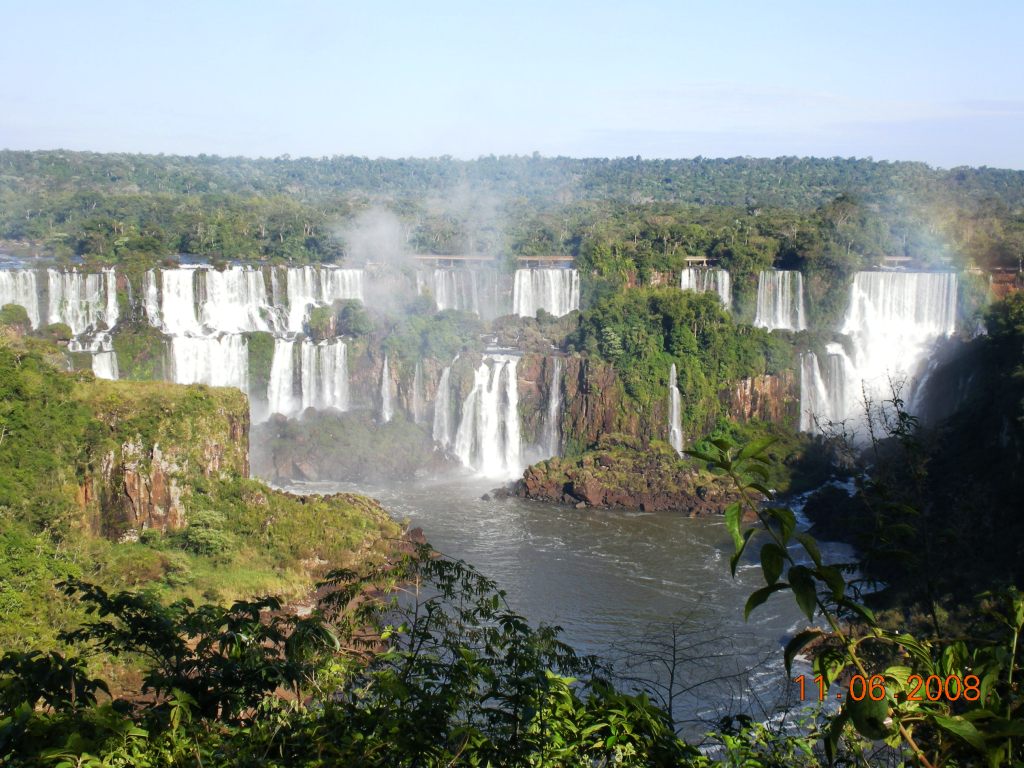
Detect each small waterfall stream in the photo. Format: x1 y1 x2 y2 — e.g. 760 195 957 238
542 357 563 457
380 354 393 423
668 363 683 454
433 365 454 448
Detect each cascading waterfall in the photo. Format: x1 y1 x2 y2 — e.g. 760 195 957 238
668 363 683 454
47 268 119 335
754 270 806 331
284 266 364 332
513 269 580 318
541 357 563 457
91 349 119 380
799 272 958 434
267 338 299 416
798 345 857 432
267 338 349 417
143 270 161 326
680 268 731 310
301 339 348 412
430 269 479 313
380 354 393 423
453 355 522 478
169 335 249 392
432 365 454 448
0 269 41 328
158 268 204 334
412 361 425 424
200 267 277 333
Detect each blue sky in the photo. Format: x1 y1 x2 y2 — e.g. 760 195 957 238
2 0 1022 168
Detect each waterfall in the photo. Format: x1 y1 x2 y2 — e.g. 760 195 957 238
432 269 479 313
680 268 731 310
799 272 958 434
754 270 806 331
541 357 563 458
267 338 349 417
143 270 161 326
668 363 683 454
267 338 298 416
47 268 119 335
380 354 393 423
412 361 425 423
200 267 276 333
513 269 580 318
283 266 364 332
158 268 203 334
432 365 453 448
0 269 40 328
302 339 348 412
169 335 249 392
92 349 119 380
453 355 522 478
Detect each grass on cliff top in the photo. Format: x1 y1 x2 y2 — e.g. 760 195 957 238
0 329 401 673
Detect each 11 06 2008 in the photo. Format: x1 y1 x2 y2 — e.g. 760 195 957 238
794 673 981 702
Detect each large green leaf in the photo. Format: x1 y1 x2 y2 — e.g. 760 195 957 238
744 583 789 621
737 436 777 460
933 714 985 752
784 629 824 674
760 542 785 586
788 565 817 621
724 501 742 550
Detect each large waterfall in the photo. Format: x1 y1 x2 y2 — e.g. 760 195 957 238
668 363 683 454
454 355 522 478
542 357 563 458
199 267 277 333
799 272 958 434
427 269 480 314
169 335 249 392
754 270 806 331
267 338 349 417
680 268 731 310
0 269 40 328
432 365 454 449
47 268 119 335
282 266 363 332
513 269 580 318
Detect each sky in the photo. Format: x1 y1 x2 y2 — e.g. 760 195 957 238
1 0 1022 168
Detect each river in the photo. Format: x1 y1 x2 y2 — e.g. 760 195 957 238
284 474 821 733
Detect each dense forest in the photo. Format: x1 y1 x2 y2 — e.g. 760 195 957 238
2 151 1023 278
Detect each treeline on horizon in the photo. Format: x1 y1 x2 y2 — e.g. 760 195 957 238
1 149 1023 275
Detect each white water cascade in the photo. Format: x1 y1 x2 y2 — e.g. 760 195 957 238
0 270 41 328
432 365 454 448
542 357 563 458
380 354 393 423
199 267 277 333
156 268 204 334
430 269 479 313
680 268 731 310
799 344 857 431
800 272 958 435
91 349 119 380
453 355 522 478
169 335 249 392
754 270 806 331
283 266 364 332
47 268 119 335
267 338 349 417
668 363 683 454
513 269 580 318
412 361 425 424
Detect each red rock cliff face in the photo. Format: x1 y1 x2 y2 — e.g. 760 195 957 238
78 383 251 538
721 371 799 426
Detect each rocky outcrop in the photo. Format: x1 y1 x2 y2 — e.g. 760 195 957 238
512 436 742 516
721 371 798 426
77 380 250 537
